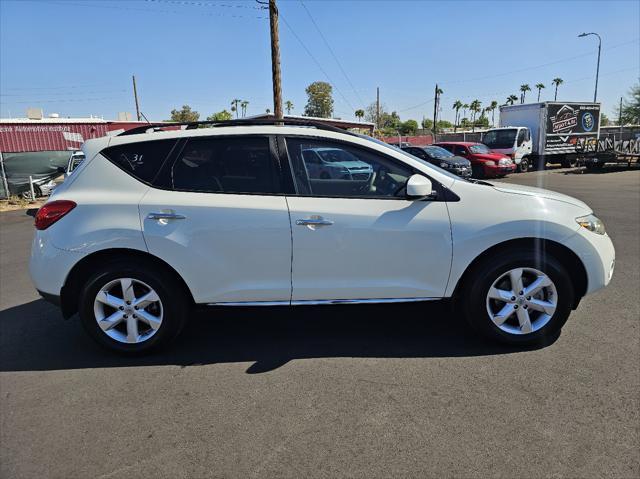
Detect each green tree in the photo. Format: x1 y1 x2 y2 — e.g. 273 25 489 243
520 84 531 103
355 109 365 122
206 110 232 121
616 83 640 125
399 119 418 135
304 81 334 118
535 83 545 102
486 100 498 126
265 108 271 114
469 100 481 132
231 98 241 118
240 100 249 118
552 78 563 101
285 100 294 115
170 105 199 122
421 117 433 130
506 95 518 105
600 113 610 126
436 120 453 129
452 100 463 132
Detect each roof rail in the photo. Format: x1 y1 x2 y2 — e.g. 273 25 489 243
117 118 360 137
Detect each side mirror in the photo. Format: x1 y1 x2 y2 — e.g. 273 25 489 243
406 174 434 199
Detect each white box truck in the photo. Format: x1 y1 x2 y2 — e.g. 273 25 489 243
483 102 600 171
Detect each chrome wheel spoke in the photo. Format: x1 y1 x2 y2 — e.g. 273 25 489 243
120 278 135 303
126 315 140 343
524 275 552 296
96 292 124 309
516 307 533 333
509 268 524 294
488 286 514 302
98 311 125 331
492 303 515 326
134 290 160 309
528 298 556 316
136 310 162 330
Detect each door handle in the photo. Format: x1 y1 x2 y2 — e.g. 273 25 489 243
147 212 186 220
296 216 334 227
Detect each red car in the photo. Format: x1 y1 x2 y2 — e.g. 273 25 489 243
434 142 516 178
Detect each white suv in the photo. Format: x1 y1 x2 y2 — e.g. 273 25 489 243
29 120 615 353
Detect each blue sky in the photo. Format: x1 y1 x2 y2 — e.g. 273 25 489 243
1 0 638 122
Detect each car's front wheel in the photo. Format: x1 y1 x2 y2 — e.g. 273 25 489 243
78 260 188 354
461 249 574 346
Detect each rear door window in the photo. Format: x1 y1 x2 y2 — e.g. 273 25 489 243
102 140 178 184
168 136 281 194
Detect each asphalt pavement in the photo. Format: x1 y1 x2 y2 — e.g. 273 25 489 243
1 167 638 478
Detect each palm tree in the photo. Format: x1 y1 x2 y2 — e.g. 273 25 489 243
285 100 294 115
354 109 365 122
231 99 241 118
520 84 531 104
487 100 498 126
535 83 545 102
265 108 271 114
470 99 481 132
452 100 463 132
552 78 563 101
240 100 249 118
506 94 518 106
462 103 469 126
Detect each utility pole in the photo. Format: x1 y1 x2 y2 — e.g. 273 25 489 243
578 32 601 102
432 83 439 142
268 0 283 120
618 96 623 126
376 87 380 132
132 75 141 122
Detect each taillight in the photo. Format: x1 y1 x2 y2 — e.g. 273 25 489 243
35 200 76 230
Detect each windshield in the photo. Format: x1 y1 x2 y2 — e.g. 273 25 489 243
469 144 491 154
482 129 517 149
424 146 454 159
355 134 462 181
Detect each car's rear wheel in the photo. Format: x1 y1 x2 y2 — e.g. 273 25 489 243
78 260 188 354
461 249 574 346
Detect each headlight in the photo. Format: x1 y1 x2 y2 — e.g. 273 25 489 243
485 161 495 166
440 162 450 168
498 158 511 166
576 214 606 235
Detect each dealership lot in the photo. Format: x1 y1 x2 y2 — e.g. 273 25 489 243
1 168 638 478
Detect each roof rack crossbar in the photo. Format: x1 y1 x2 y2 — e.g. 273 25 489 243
117 118 360 137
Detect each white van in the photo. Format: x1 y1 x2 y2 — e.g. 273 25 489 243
482 127 533 172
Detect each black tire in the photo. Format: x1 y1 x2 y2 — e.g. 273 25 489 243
518 158 529 173
460 249 574 346
78 258 189 354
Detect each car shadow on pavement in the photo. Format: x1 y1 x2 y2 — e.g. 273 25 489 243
0 299 558 374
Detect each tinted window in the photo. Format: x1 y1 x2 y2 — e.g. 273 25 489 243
286 138 412 198
170 136 279 194
483 129 517 148
424 146 454 159
103 140 177 183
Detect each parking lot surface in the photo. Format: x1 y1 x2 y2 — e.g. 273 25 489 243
1 168 638 478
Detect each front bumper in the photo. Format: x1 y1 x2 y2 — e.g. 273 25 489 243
484 164 516 177
564 227 615 295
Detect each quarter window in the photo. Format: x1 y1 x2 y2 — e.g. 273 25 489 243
103 140 177 184
170 136 280 194
286 138 412 198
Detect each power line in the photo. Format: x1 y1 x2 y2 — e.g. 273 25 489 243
279 13 355 111
298 0 365 108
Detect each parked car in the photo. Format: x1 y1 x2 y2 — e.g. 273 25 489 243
435 142 516 178
65 151 86 178
20 177 57 200
302 147 373 180
30 120 615 354
402 145 472 178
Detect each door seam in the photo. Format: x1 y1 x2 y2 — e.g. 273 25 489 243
284 195 294 305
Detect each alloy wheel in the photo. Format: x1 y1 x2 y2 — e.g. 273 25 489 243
93 278 163 344
485 267 557 335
